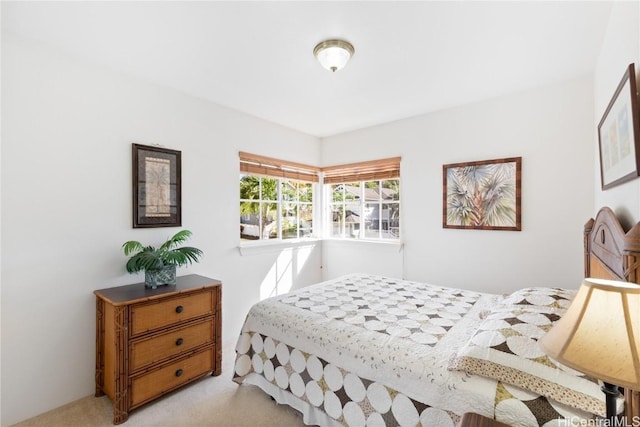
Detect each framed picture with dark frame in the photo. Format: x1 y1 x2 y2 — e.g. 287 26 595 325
443 157 521 231
598 63 640 190
132 143 182 228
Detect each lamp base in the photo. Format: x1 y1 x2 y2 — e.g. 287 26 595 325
601 382 620 426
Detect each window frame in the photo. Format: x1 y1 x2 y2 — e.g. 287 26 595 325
325 178 401 241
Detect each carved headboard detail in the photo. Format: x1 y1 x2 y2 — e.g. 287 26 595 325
584 207 640 424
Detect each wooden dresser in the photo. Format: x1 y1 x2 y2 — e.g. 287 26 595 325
94 274 222 424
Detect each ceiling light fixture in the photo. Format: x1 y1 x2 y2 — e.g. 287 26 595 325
313 39 355 73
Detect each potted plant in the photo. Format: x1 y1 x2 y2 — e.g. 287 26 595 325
122 230 203 289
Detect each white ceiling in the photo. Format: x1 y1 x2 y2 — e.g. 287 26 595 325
2 1 613 138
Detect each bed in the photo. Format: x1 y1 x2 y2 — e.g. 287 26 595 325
233 207 640 426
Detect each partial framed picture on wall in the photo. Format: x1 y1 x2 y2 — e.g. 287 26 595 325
132 143 182 228
443 157 521 231
598 63 640 190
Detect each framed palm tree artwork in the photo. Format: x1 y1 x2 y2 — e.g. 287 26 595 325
443 157 521 231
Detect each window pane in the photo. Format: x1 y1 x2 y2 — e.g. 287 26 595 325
331 184 344 202
344 183 360 201
364 181 380 202
330 204 344 237
282 204 298 239
240 175 260 200
262 202 278 239
364 203 380 239
345 202 360 238
261 177 278 201
300 204 313 237
299 182 313 203
282 180 297 202
382 203 400 239
382 179 400 200
240 202 260 240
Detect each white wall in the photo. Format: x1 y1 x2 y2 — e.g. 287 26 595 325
321 77 595 294
321 240 404 279
0 34 322 426
593 1 640 229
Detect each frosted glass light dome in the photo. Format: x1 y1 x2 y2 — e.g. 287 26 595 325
313 40 355 72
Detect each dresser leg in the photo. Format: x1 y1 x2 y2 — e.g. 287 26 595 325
113 306 130 424
213 344 222 376
112 403 129 425
95 297 105 397
213 285 222 377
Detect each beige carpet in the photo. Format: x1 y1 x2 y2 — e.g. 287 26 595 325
12 342 306 427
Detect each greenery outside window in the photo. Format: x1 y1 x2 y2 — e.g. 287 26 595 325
239 152 318 242
240 175 314 241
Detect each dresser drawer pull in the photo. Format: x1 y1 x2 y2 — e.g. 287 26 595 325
175 369 183 377
175 305 184 314
176 338 184 346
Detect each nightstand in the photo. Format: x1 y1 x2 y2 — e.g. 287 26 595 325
457 413 511 427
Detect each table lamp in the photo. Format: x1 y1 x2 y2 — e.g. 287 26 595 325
539 278 640 425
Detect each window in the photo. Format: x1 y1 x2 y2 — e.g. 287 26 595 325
239 153 401 243
239 152 318 242
328 180 400 240
323 157 401 240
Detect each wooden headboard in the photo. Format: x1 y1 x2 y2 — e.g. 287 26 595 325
584 207 640 423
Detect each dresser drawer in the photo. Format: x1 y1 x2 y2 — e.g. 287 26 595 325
129 318 214 372
130 347 214 408
130 290 214 336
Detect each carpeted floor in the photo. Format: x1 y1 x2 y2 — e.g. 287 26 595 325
12 342 306 427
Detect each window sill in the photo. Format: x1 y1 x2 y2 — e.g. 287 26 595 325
322 238 404 250
238 237 403 256
238 238 321 256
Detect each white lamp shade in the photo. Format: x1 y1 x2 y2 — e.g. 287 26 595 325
313 40 355 72
539 278 640 390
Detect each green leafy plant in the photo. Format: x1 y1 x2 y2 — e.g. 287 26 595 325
122 230 203 273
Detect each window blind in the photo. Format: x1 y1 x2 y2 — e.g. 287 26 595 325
322 157 401 184
239 152 320 183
